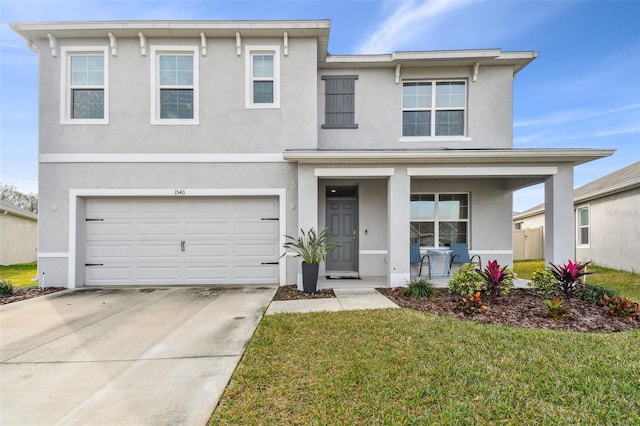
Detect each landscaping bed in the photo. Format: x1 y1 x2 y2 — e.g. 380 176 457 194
0 287 66 305
377 287 639 333
273 284 335 300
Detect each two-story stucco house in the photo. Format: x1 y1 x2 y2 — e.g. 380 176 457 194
11 20 613 288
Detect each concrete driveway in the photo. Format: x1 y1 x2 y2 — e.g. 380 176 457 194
0 286 276 426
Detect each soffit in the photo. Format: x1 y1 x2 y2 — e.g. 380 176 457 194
10 20 331 60
321 50 538 74
283 149 615 166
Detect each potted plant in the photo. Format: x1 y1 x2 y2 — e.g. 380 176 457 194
282 228 339 293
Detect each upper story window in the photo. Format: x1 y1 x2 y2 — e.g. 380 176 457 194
577 205 590 247
60 46 109 124
321 75 358 129
151 46 199 125
402 81 466 137
410 193 469 247
245 46 280 109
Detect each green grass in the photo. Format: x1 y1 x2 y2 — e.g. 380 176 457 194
514 260 640 300
0 262 38 289
211 309 640 425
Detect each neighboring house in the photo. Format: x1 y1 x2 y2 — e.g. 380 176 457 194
0 200 38 265
513 161 640 272
11 20 613 288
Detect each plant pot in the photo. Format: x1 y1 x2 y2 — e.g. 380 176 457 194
302 262 320 294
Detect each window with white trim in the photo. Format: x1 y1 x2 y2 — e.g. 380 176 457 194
577 206 590 247
402 81 466 137
245 46 280 108
151 46 199 125
410 193 469 247
60 47 109 124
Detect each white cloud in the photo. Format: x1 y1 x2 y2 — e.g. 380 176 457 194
356 0 471 53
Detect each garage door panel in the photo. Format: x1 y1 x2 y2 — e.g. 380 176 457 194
138 221 181 236
87 222 133 237
85 267 131 283
234 265 278 280
185 243 228 258
185 221 229 236
87 244 133 260
85 197 280 285
186 267 229 280
234 221 278 236
235 242 279 257
137 243 180 259
138 266 181 281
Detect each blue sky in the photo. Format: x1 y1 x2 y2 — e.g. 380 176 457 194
1 0 639 212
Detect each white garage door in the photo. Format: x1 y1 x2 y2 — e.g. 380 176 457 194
84 197 280 285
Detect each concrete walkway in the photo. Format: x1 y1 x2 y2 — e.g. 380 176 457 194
266 287 398 315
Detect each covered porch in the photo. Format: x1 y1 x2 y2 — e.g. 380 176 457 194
285 148 613 287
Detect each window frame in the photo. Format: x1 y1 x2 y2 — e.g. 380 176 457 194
576 205 590 248
245 45 280 109
400 79 468 141
150 45 199 125
60 46 109 125
410 192 470 248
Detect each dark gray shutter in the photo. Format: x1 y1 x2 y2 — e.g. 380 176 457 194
321 75 358 129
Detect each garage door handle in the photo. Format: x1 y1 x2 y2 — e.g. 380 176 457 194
85 263 104 267
180 241 185 252
261 262 279 265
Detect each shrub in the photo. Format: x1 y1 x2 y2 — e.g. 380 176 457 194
543 297 568 320
0 280 14 296
405 278 435 298
448 263 484 298
600 296 640 322
550 260 593 300
455 292 487 316
477 260 514 303
530 267 559 296
576 283 619 305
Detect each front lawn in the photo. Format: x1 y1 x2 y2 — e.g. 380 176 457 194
0 262 37 289
211 309 640 425
514 260 640 300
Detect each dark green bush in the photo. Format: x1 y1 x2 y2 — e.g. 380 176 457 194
576 283 618 304
405 278 435 298
0 280 14 295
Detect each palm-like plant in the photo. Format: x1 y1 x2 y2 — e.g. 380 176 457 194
476 260 514 303
282 228 339 264
549 260 592 300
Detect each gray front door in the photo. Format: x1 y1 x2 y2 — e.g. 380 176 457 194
325 198 358 273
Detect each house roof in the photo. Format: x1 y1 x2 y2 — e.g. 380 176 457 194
283 148 614 165
10 20 537 73
573 161 640 203
0 200 38 221
513 161 640 220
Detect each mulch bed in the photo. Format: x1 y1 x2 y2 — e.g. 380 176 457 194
273 284 336 300
0 287 66 305
377 287 639 333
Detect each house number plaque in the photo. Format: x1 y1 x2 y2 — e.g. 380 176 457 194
174 189 186 196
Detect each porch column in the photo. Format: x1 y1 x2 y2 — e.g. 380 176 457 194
388 168 411 286
544 164 574 264
295 164 318 290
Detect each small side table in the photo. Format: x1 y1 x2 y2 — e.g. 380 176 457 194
427 248 453 277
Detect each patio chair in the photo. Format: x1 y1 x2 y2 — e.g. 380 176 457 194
449 242 482 270
410 242 431 279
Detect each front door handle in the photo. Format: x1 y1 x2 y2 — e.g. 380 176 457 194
181 241 185 252
352 230 357 240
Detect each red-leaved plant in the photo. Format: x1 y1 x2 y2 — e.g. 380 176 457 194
549 260 592 301
476 260 514 303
